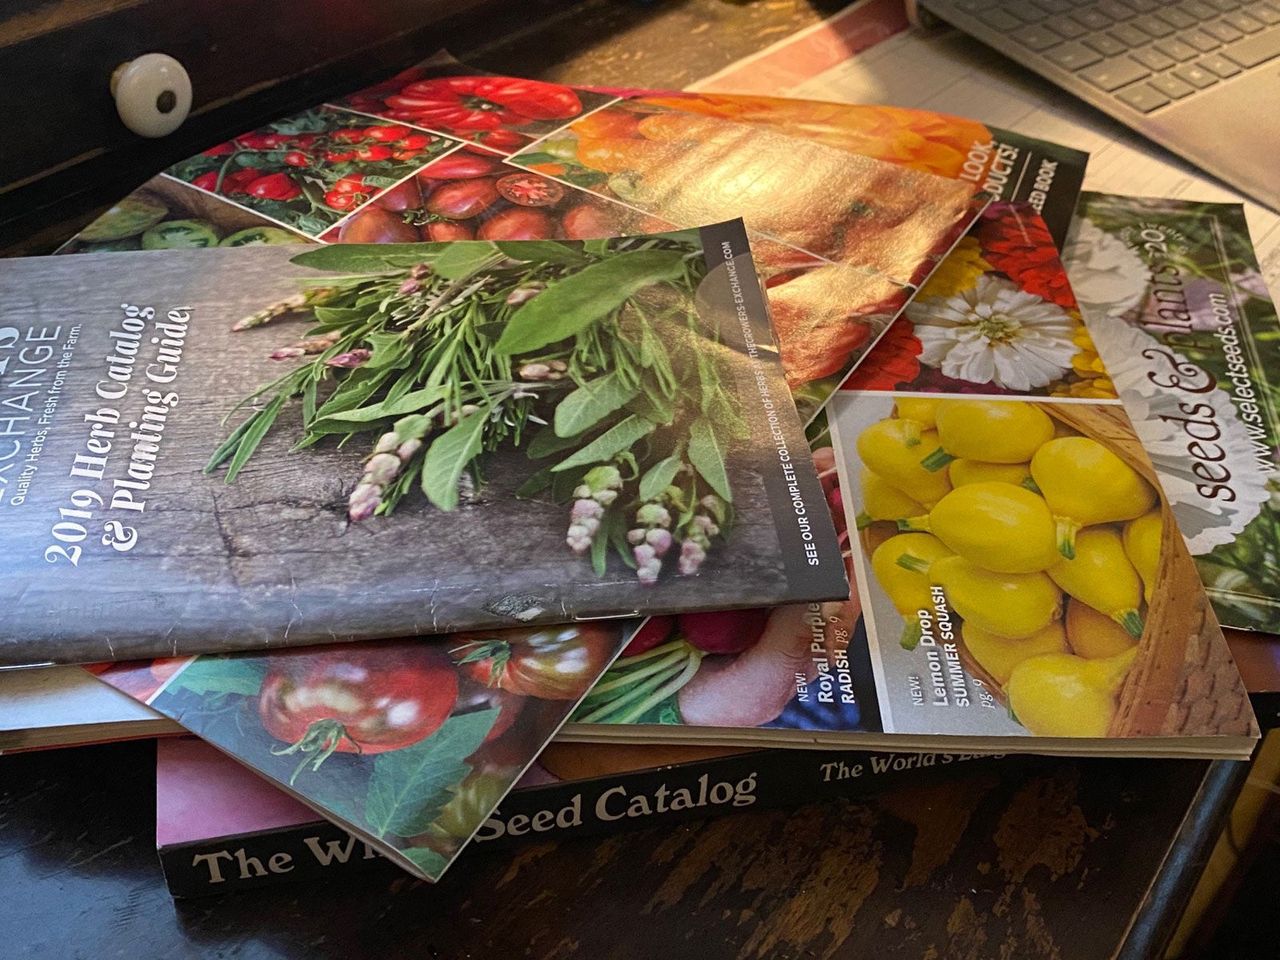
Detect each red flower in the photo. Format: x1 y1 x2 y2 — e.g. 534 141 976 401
978 204 1079 310
842 319 922 392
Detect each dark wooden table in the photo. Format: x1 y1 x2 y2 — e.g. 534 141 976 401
0 739 1246 960
0 1 1256 957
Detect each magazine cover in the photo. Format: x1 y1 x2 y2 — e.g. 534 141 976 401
96 622 630 883
1066 194 1280 634
561 205 1258 759
1 222 848 666
58 59 991 423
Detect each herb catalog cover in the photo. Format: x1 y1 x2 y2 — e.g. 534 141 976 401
0 221 847 666
1067 193 1280 634
59 61 990 424
95 621 629 883
560 204 1258 759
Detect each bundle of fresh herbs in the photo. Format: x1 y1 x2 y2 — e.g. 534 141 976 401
208 231 748 583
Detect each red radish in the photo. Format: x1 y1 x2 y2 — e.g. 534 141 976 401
621 616 676 658
677 608 770 655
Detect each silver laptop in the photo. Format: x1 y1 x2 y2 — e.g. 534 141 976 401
918 0 1280 212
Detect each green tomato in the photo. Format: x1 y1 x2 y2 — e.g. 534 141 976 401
219 226 306 247
141 219 220 249
79 196 168 242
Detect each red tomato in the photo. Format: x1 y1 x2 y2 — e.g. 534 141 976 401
452 625 617 700
259 642 459 764
495 172 564 207
417 153 501 180
222 168 263 194
363 124 412 141
560 202 619 239
236 132 290 150
477 206 555 240
191 171 220 192
246 172 302 201
391 148 422 161
373 178 422 212
331 174 367 194
355 144 394 162
385 75 581 132
398 133 433 149
202 142 235 157
293 134 319 150
282 151 311 167
425 178 500 220
324 191 361 210
472 129 526 151
325 149 357 163
331 128 367 143
337 206 420 243
422 220 475 241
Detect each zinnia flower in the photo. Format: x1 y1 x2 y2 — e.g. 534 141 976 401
843 319 923 391
979 206 1077 309
907 274 1078 391
916 236 990 300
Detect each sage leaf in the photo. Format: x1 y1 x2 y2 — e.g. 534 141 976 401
224 395 286 483
313 384 449 427
290 243 443 273
527 424 590 460
688 418 732 503
554 371 640 438
421 410 488 510
638 455 682 503
364 708 497 840
515 466 553 499
551 415 655 473
160 656 266 699
496 250 687 355
432 242 499 280
494 240 586 265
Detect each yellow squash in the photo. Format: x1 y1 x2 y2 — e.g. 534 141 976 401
1005 648 1136 737
895 397 941 430
927 399 1056 466
1048 527 1145 638
858 468 924 529
900 481 1060 573
1030 436 1157 558
930 555 1062 639
1065 598 1136 659
871 533 954 649
1123 510 1162 604
948 458 1034 490
856 419 953 507
962 620 1068 685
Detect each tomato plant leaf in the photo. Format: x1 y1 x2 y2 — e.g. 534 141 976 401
160 656 267 699
494 240 586 265
638 454 682 503
553 371 640 438
364 708 498 842
495 250 687 355
551 415 655 473
421 410 488 510
432 241 500 280
400 846 449 880
688 418 732 503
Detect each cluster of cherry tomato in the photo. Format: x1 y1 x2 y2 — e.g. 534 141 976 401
329 147 661 244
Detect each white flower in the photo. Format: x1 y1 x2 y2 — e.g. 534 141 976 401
907 274 1077 391
1063 218 1149 322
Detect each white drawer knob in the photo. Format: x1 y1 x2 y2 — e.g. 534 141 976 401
111 53 192 138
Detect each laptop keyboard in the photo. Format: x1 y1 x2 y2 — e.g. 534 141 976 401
946 0 1280 113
